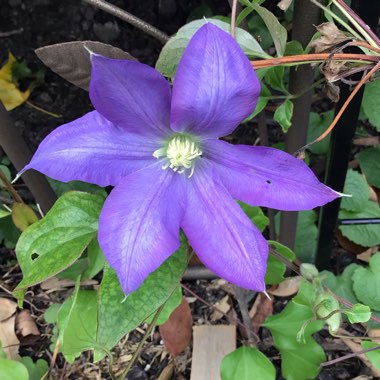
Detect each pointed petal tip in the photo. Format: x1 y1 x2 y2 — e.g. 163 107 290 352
11 171 23 184
336 190 352 198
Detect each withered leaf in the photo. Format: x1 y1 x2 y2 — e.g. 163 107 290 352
0 298 17 322
310 22 350 53
36 41 136 91
15 309 40 337
0 315 20 359
159 297 193 357
268 276 302 297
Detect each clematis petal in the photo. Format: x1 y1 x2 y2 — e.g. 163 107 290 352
98 164 184 294
170 23 261 138
90 55 172 137
181 164 267 291
205 139 341 211
21 111 158 187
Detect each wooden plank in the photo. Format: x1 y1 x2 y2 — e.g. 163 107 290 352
190 325 236 380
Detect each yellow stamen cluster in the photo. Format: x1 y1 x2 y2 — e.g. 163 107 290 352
153 134 202 177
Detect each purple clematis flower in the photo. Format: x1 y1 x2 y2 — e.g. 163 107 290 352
21 23 341 294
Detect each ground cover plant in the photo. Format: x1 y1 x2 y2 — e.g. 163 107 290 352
0 0 380 379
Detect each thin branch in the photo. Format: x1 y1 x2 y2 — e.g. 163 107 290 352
181 283 260 343
332 0 380 47
0 170 23 204
230 0 238 38
296 61 380 154
321 344 380 367
82 0 169 44
251 53 379 69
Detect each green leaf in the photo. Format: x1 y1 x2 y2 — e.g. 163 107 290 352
246 82 271 120
314 292 341 333
156 19 266 78
275 210 318 263
341 169 370 212
241 0 287 56
57 281 98 363
0 358 29 380
0 208 10 218
221 346 276 380
47 177 107 198
274 99 293 132
306 111 333 155
358 147 380 188
344 304 372 324
353 252 380 311
95 242 188 361
239 202 269 232
265 66 286 92
321 263 360 305
11 203 38 231
0 215 20 248
362 80 380 132
265 280 325 380
19 357 49 380
247 14 273 50
0 164 11 185
82 238 106 279
362 340 380 370
266 240 296 285
144 285 183 325
285 40 304 56
339 200 380 247
14 191 104 293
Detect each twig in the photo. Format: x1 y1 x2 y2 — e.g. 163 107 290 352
82 0 169 44
234 286 256 346
230 0 238 38
296 61 380 154
181 283 260 343
118 303 165 380
321 343 380 367
251 53 379 69
0 169 23 204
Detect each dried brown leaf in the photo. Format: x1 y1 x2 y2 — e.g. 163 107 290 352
0 298 17 321
325 82 340 103
357 246 379 262
159 297 193 357
36 41 136 91
353 136 380 147
249 293 273 333
336 229 367 254
0 315 20 359
15 309 40 337
268 276 302 297
310 22 350 53
210 295 231 322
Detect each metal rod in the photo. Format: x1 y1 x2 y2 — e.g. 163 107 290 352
279 0 321 249
0 102 56 213
338 218 380 225
82 0 170 44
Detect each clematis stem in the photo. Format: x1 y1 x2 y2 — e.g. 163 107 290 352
296 61 380 154
251 53 380 69
82 0 169 44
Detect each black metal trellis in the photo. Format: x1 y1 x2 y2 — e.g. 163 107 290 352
315 0 380 270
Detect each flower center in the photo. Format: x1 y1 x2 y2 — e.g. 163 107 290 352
153 134 202 177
